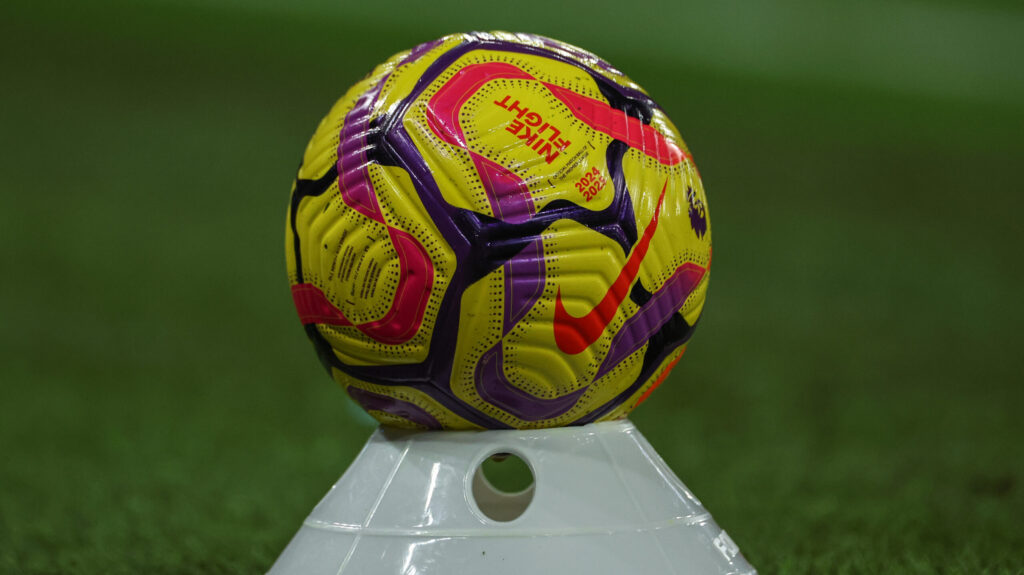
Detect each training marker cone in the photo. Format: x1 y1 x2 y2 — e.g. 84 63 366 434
268 419 756 574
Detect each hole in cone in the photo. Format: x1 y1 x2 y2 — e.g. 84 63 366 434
471 451 535 522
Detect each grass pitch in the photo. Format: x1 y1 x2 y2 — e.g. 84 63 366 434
1 1 1022 572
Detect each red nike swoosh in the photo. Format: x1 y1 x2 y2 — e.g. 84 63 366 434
553 180 669 355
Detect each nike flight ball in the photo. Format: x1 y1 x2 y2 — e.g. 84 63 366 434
286 32 711 430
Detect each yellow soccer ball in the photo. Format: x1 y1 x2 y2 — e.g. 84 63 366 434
286 32 711 429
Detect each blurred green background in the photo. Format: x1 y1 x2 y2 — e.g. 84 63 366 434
2 0 1022 572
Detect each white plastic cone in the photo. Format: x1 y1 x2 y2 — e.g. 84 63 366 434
268 419 756 574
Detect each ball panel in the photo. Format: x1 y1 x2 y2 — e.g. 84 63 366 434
602 345 689 421
337 369 478 430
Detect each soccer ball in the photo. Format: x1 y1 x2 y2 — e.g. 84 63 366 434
286 32 711 430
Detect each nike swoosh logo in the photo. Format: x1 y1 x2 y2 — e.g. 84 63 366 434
553 180 668 355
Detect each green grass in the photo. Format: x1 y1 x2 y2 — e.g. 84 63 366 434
1 0 1022 573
